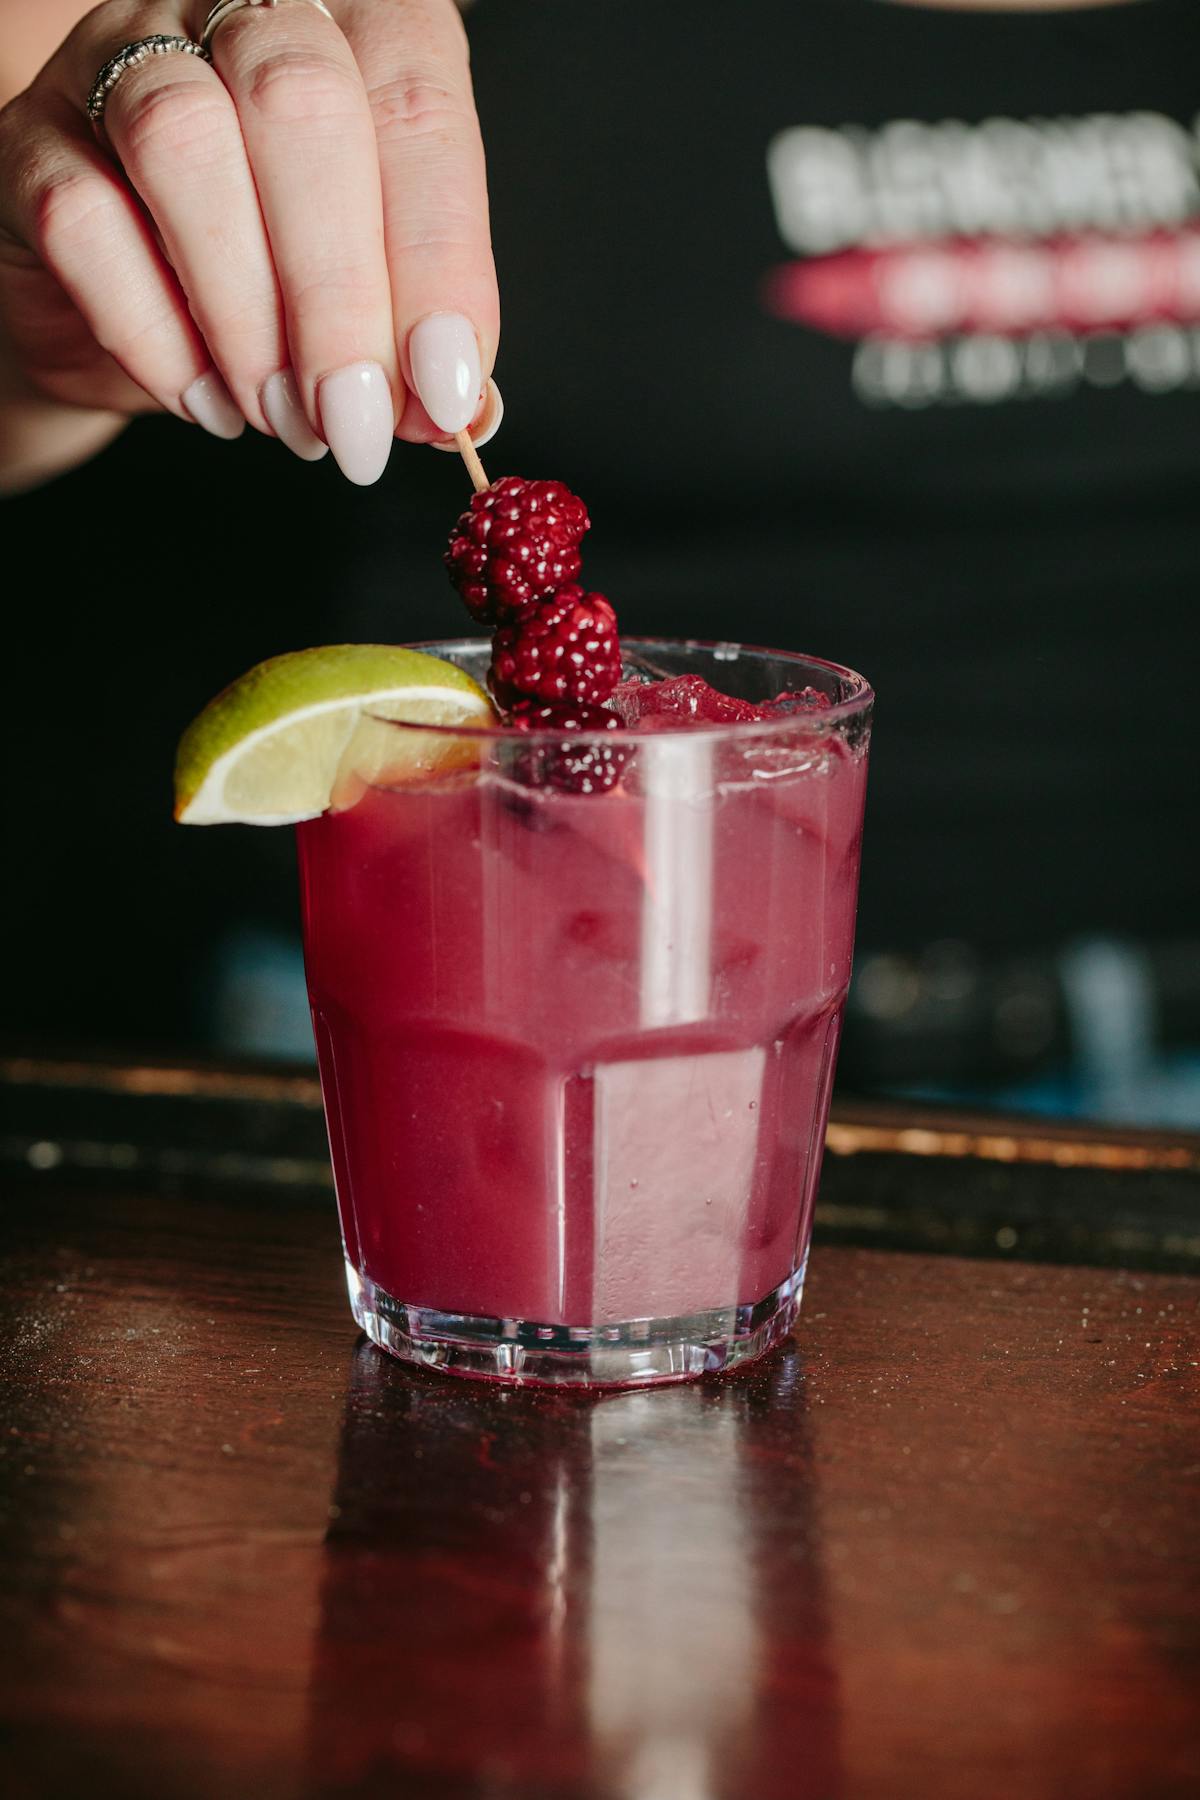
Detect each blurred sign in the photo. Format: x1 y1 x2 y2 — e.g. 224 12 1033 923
766 112 1200 405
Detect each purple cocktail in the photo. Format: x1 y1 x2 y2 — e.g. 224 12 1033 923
297 639 871 1385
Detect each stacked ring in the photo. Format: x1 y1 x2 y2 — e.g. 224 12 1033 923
86 3 338 126
201 0 335 54
86 36 211 124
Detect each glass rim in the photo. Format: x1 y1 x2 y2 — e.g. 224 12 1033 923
372 637 874 744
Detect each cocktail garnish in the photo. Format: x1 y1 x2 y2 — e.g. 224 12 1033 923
509 700 627 795
445 474 590 624
491 587 621 709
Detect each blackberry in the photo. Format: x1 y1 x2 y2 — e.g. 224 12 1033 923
491 587 621 708
445 476 589 624
509 699 626 795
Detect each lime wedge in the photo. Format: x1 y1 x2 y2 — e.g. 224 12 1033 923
175 644 494 825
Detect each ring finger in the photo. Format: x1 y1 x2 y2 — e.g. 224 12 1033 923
48 3 300 444
202 0 400 483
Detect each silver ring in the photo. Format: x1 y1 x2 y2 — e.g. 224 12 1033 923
201 0 334 54
86 36 211 124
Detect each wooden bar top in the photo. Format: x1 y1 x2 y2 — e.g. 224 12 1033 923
1 1169 1197 1798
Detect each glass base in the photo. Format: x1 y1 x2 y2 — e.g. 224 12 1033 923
345 1257 807 1389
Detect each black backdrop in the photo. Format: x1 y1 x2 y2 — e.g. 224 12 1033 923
4 0 1199 1059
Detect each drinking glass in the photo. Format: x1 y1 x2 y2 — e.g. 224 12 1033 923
296 640 873 1386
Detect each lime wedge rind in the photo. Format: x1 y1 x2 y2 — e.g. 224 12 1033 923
175 645 494 826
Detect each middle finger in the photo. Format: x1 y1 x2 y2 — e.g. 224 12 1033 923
206 0 400 483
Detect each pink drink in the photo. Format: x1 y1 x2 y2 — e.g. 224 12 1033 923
297 641 872 1385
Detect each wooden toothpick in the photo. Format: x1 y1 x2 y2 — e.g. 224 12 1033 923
456 429 490 493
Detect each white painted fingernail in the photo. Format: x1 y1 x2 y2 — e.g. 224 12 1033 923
261 368 328 462
318 362 394 485
409 312 482 435
431 379 503 452
181 370 244 440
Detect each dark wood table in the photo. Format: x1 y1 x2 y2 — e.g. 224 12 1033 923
1 1057 1198 1799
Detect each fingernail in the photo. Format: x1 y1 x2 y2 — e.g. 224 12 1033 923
181 370 244 440
261 368 328 462
431 378 503 452
318 362 394 485
409 312 482 435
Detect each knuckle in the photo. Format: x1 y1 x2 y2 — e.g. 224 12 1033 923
32 168 118 261
0 91 33 165
287 260 382 316
0 99 69 243
243 51 364 130
114 78 233 173
193 294 281 360
368 72 470 149
388 205 486 259
99 301 183 372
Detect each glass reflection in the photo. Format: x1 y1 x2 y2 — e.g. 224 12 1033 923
306 1343 839 1799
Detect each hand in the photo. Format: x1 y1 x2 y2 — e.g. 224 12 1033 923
0 0 499 484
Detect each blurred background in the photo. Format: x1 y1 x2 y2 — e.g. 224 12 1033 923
3 0 1198 1126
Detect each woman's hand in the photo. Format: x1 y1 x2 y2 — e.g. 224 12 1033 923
0 0 498 487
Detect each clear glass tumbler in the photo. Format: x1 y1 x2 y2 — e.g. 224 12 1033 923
296 640 872 1386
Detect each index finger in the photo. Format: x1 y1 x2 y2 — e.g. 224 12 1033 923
341 0 498 445
207 0 400 482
